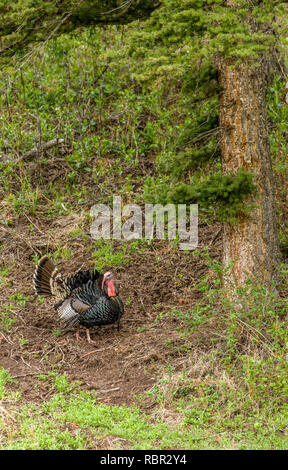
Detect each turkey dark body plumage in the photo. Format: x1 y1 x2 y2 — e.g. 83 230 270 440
33 256 124 341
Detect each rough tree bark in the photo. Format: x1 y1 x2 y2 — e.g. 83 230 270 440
217 58 280 287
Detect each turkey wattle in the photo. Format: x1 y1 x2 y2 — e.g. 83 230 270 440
33 256 124 343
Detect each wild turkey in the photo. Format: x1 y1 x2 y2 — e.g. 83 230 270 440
33 255 124 343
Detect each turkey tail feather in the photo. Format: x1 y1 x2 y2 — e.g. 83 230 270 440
33 256 61 296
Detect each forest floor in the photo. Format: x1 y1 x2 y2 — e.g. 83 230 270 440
1 206 288 450
0 214 221 408
0 29 287 450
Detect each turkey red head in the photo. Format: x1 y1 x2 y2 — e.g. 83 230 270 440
102 272 118 297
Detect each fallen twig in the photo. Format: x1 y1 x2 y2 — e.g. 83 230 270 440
97 387 120 394
80 345 114 359
208 227 222 247
11 372 42 379
22 138 65 160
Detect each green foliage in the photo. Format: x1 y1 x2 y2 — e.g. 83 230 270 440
145 364 288 449
267 75 288 255
1 303 17 331
182 64 220 102
149 249 288 447
3 366 288 450
92 239 148 270
145 168 257 222
0 0 158 66
164 248 288 362
0 371 203 450
0 1 287 453
112 0 286 220
5 185 40 216
0 368 14 399
0 265 12 286
1 293 29 331
1 8 286 224
176 107 219 149
123 0 286 84
240 356 288 405
0 27 181 221
172 142 220 176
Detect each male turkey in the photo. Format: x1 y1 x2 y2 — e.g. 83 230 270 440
33 255 124 343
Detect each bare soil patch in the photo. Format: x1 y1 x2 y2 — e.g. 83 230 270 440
0 218 221 407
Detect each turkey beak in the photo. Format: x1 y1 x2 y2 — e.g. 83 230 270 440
101 272 110 290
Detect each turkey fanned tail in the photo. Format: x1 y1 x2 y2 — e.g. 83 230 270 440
33 256 65 297
33 256 102 299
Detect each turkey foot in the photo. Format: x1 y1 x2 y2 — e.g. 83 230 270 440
75 325 81 341
86 328 96 344
75 327 96 344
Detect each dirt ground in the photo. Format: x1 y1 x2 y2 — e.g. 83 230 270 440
0 217 222 407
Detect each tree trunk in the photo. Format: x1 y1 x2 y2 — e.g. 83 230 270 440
217 58 280 287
